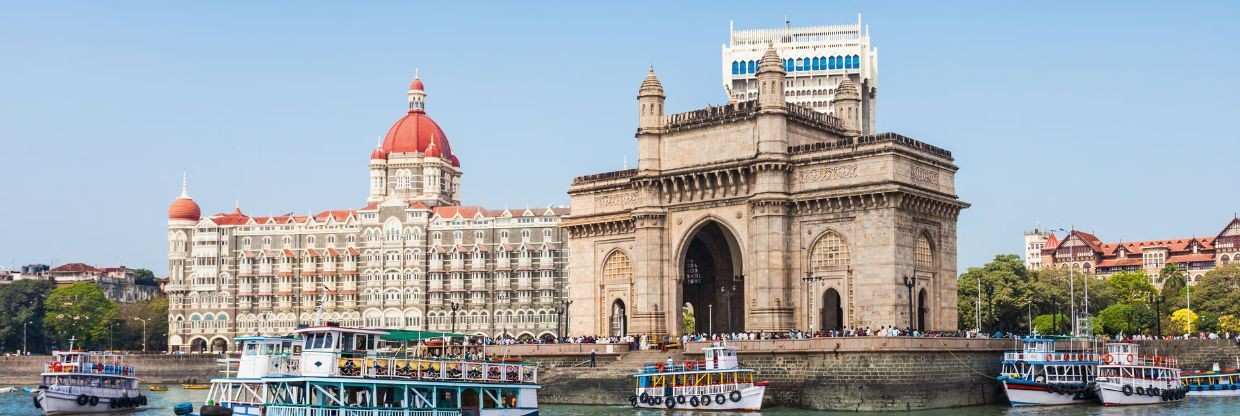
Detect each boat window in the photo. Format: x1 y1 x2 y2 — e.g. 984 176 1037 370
324 333 334 349
244 342 258 356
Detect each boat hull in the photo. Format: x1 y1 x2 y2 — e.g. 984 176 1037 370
1096 381 1184 406
633 385 765 411
34 388 145 415
1187 387 1240 397
1001 380 1094 406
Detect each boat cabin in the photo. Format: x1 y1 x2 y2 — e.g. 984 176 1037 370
703 344 740 370
1103 343 1139 365
293 324 387 377
236 336 297 378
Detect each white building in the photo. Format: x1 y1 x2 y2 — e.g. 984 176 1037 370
1023 229 1054 271
165 78 570 353
722 15 879 134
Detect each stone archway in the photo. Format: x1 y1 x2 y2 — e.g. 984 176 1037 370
609 299 627 337
680 220 744 334
190 338 208 353
821 288 843 332
210 338 228 353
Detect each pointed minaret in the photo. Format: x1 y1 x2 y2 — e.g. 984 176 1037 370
636 66 665 174
408 70 427 113
832 76 862 135
756 43 786 111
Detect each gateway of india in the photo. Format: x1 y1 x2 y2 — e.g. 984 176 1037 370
564 40 968 336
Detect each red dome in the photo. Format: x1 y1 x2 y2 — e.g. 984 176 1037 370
382 110 459 167
370 147 388 160
168 197 201 221
410 78 425 91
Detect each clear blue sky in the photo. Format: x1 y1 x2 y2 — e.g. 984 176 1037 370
1 1 1237 275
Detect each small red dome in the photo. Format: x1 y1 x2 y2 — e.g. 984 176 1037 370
168 197 201 221
381 110 458 167
410 78 425 91
370 147 388 160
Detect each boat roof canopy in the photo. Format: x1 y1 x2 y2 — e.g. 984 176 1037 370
380 329 464 343
292 325 387 336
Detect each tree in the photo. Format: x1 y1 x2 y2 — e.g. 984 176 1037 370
0 280 55 353
1170 308 1199 335
45 283 118 349
116 297 168 351
1193 265 1240 318
1219 314 1240 333
131 268 157 286
1096 303 1139 336
1032 314 1069 335
957 254 1033 333
681 303 696 334
1107 272 1155 304
1160 265 1188 312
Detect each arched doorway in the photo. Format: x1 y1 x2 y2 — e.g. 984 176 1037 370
210 338 228 353
609 299 627 337
917 288 928 331
821 289 843 332
191 338 207 353
681 220 743 334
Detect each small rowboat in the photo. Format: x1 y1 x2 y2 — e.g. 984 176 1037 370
149 385 169 392
182 384 211 390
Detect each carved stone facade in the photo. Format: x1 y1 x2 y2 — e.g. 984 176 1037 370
566 47 968 337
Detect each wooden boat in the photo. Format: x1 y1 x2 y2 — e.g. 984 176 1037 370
631 343 766 411
148 385 168 392
32 341 148 415
181 384 210 390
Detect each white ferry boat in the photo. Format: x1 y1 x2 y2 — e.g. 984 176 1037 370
631 343 766 411
204 323 540 416
1182 363 1240 397
32 340 148 415
1094 342 1186 406
997 337 1099 406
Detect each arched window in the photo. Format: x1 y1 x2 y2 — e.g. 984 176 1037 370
1222 254 1231 264
915 234 934 271
731 61 739 75
810 231 850 273
812 57 820 70
852 54 861 69
828 56 836 70
602 251 632 282
747 60 755 74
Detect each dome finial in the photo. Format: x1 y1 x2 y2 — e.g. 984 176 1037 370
180 172 189 198
639 65 664 97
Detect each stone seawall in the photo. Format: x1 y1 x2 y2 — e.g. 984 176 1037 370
0 355 222 385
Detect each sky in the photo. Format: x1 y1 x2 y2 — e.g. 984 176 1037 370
1 1 1237 275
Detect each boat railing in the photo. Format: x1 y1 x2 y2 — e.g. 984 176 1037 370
44 361 137 377
1003 352 1099 362
268 355 300 376
637 382 753 397
335 357 537 384
641 360 713 373
1100 355 1179 368
266 405 461 416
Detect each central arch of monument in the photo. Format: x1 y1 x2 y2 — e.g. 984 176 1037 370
677 219 744 334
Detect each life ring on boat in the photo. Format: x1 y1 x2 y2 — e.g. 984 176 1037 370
95 363 104 373
1034 375 1046 384
629 396 638 407
714 394 726 405
676 395 685 404
77 394 90 406
1121 385 1133 396
685 361 696 370
1102 354 1113 364
729 390 742 402
89 395 99 407
52 362 63 372
664 397 675 409
689 396 700 407
1126 355 1135 364
655 363 665 372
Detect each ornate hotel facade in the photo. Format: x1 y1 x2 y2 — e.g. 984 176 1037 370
165 79 569 353
565 46 968 338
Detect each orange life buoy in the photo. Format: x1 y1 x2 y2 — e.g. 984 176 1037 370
655 363 665 372
685 361 696 370
52 362 63 372
1102 354 1113 364
1126 354 1135 364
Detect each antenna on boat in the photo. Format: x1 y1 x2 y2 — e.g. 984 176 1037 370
67 336 77 352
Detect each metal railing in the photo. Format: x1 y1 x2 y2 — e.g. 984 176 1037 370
1003 352 1099 362
334 357 537 384
267 405 461 416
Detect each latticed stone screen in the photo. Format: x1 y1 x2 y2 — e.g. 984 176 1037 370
811 232 849 272
916 234 934 270
603 251 632 281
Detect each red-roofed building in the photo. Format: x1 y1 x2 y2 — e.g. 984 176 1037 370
46 263 160 302
1030 217 1240 286
165 77 571 353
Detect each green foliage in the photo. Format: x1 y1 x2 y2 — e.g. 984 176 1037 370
1095 303 1152 336
1193 265 1240 318
0 280 55 353
116 297 168 351
681 303 696 334
131 269 157 286
957 254 1033 332
45 283 118 349
1219 314 1240 333
1107 271 1155 304
1032 314 1069 335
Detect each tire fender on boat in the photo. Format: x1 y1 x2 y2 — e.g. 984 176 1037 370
77 394 90 406
1149 387 1160 397
729 390 742 402
676 395 685 404
664 396 675 409
689 396 700 407
715 394 726 405
32 395 42 409
89 395 99 407
638 392 649 404
1121 385 1133 396
700 394 711 406
629 396 638 407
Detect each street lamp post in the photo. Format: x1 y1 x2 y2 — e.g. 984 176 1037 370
449 302 461 334
554 305 563 339
902 275 916 330
1148 291 1163 337
133 317 149 353
558 299 573 338
23 321 30 355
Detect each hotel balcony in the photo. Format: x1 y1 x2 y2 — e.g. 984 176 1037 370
237 265 253 276
450 260 465 272
238 285 253 294
277 284 293 293
517 279 532 290
537 278 554 289
278 264 293 274
494 278 510 290
450 280 465 291
517 259 531 269
539 259 555 270
469 279 485 290
342 262 357 272
322 263 337 274
429 280 443 291
429 261 443 272
494 259 510 270
258 265 273 275
257 284 273 294
471 261 487 272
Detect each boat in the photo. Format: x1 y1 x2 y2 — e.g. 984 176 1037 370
630 343 766 411
181 384 210 390
996 336 1099 406
0 386 15 393
1094 342 1186 406
1182 362 1240 397
202 323 541 416
31 338 148 415
148 385 169 392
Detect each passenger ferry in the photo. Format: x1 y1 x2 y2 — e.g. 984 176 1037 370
204 323 540 416
32 339 148 415
1182 363 1240 397
631 343 766 411
996 337 1099 406
1094 342 1186 406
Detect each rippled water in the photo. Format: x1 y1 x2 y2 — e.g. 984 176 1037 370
1 386 1235 416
